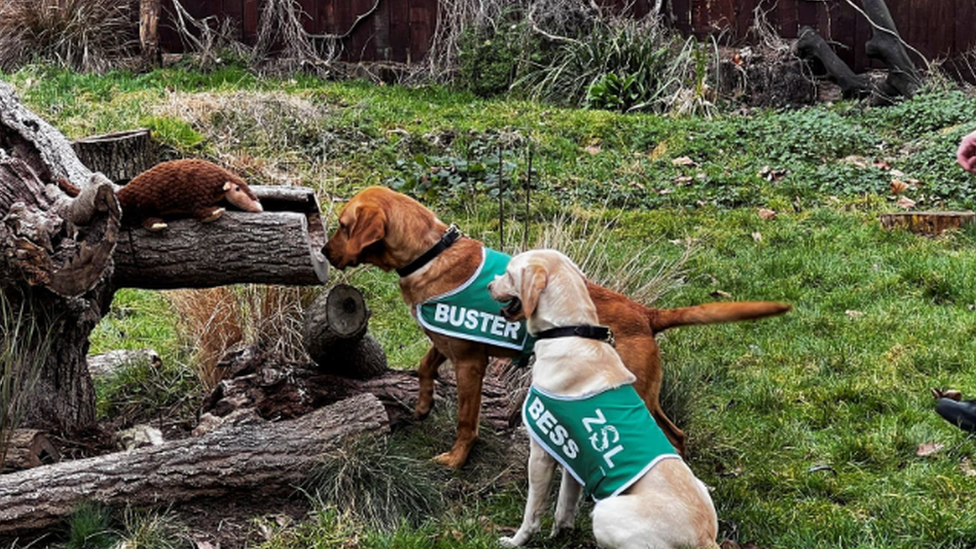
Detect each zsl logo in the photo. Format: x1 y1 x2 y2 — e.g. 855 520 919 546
583 409 624 468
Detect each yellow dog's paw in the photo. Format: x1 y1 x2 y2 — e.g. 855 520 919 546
498 536 520 547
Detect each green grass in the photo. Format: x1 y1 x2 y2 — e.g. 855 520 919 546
5 64 976 548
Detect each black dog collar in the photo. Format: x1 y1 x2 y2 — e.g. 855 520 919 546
533 325 615 347
397 224 463 278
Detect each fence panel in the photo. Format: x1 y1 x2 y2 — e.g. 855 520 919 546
156 0 975 76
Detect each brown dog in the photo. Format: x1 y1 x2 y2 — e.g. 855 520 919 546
324 186 790 468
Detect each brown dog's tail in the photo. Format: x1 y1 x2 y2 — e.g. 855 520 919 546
647 301 791 333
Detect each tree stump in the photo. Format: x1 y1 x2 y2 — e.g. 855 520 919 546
879 211 975 236
303 284 388 379
1 82 121 432
1 429 60 472
71 129 157 184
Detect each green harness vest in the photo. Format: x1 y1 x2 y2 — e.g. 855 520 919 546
415 247 533 351
523 384 680 501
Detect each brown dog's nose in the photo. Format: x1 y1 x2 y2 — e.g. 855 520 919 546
323 243 345 269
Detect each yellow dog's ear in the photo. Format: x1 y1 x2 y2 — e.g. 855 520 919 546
520 263 548 318
346 204 387 258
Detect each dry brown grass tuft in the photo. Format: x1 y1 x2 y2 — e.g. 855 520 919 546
0 0 135 72
507 209 694 305
165 285 311 391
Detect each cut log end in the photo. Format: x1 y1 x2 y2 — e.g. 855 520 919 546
303 284 380 377
2 430 61 472
327 284 371 338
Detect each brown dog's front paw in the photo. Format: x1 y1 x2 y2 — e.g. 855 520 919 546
413 402 432 420
432 450 466 469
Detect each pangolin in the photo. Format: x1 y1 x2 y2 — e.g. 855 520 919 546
60 159 263 231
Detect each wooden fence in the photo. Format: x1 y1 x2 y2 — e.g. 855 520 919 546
158 0 976 74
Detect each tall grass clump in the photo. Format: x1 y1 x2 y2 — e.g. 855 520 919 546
304 435 445 531
116 507 191 549
518 16 683 112
0 0 134 72
165 285 310 390
0 292 48 469
501 210 692 304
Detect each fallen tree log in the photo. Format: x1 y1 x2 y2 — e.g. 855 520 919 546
87 348 162 377
113 185 329 289
796 27 873 99
0 393 388 534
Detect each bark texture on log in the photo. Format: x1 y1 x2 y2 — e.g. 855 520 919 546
72 129 157 184
1 429 60 472
880 211 975 235
112 186 329 289
0 393 389 534
0 83 94 187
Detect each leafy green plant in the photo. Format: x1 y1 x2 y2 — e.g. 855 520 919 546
516 16 679 111
863 89 975 137
387 138 520 206
65 503 115 549
585 73 642 112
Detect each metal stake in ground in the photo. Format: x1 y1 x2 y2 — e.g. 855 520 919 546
498 140 505 252
524 142 533 252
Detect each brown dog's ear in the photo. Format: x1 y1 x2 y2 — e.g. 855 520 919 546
520 263 548 319
346 205 387 258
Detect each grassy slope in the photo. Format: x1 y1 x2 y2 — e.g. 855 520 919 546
5 65 976 548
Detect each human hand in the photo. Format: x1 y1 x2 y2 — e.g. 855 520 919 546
957 130 976 173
